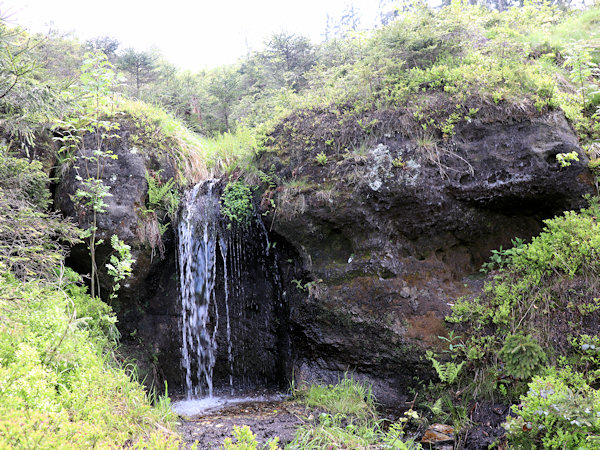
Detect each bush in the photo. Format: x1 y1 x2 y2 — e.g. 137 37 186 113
0 149 80 280
447 198 600 400
499 334 547 380
504 367 600 449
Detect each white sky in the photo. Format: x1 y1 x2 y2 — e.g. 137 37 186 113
4 0 383 71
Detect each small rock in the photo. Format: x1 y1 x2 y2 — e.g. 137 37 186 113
422 423 454 445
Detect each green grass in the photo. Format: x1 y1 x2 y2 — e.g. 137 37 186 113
0 270 180 448
200 126 258 176
290 375 422 449
296 374 376 420
105 98 259 183
524 7 600 56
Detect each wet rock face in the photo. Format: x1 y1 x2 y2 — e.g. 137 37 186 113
55 134 292 393
262 110 593 405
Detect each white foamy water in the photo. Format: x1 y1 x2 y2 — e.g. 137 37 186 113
178 181 221 399
172 394 285 417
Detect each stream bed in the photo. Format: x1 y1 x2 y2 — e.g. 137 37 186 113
176 396 306 448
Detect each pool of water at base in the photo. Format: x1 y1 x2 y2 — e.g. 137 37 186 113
171 390 288 417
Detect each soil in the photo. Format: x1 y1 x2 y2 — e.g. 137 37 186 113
462 403 511 450
177 399 309 448
176 398 510 449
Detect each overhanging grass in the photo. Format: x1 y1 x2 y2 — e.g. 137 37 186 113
105 98 258 182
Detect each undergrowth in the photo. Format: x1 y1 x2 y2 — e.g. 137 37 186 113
432 197 600 448
0 270 180 448
289 374 422 449
0 144 180 447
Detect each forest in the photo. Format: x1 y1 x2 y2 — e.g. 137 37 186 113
1 0 600 448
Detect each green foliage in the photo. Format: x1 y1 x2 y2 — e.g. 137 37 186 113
202 127 257 176
295 374 376 421
314 152 328 165
426 351 464 385
562 42 598 109
0 272 178 448
222 425 279 449
382 409 421 450
290 413 382 450
0 144 51 209
556 151 580 168
290 410 422 449
392 156 406 168
220 181 254 227
110 98 206 183
448 199 600 401
118 48 157 98
70 52 121 299
499 334 547 380
504 367 600 449
145 170 180 219
0 148 80 280
207 66 241 133
139 170 179 259
105 235 135 303
0 18 71 148
480 237 526 273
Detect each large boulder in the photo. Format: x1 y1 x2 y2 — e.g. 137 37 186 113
260 109 594 404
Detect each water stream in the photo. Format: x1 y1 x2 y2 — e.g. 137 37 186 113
174 180 287 415
177 181 221 399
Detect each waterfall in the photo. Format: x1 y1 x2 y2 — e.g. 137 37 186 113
176 179 288 401
178 181 222 399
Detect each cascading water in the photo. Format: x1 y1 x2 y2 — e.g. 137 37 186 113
178 181 221 399
174 179 290 414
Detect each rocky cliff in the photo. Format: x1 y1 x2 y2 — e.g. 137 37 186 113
53 107 593 403
259 108 593 404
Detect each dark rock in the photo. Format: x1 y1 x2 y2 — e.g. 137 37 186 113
55 125 182 389
261 110 593 405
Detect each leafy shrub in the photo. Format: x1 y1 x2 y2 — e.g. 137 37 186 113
223 425 279 449
0 149 80 280
314 152 328 165
479 237 525 273
0 146 51 208
448 198 600 400
220 181 254 227
504 367 600 449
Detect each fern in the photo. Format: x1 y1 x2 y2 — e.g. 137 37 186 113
145 170 179 218
426 351 464 384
